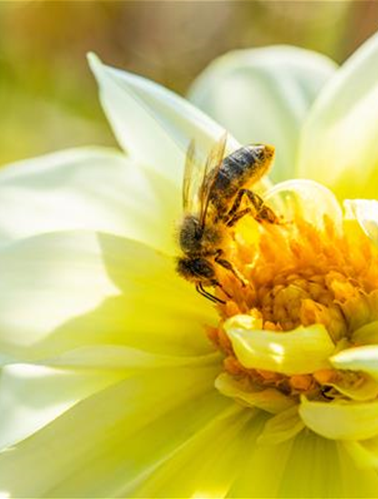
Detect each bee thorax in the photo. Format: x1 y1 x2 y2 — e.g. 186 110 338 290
179 214 222 254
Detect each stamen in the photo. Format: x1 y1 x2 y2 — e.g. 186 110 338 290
208 214 378 404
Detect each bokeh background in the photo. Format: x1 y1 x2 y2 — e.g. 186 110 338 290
1 1 378 165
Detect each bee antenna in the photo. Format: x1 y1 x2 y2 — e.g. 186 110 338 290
196 283 226 304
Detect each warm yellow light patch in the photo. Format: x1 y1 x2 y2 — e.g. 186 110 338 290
209 212 378 406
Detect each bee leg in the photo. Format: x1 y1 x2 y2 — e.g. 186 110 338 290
242 190 279 224
225 189 279 225
196 283 226 304
223 188 251 223
214 250 248 287
226 207 252 227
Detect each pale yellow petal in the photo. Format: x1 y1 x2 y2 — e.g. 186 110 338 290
331 345 378 381
234 429 378 497
0 231 215 361
127 404 252 498
352 320 378 345
342 438 378 470
88 53 239 188
188 46 336 182
215 372 295 414
264 178 343 232
325 372 378 402
257 405 304 445
344 199 378 248
278 431 378 497
41 345 221 370
227 417 294 497
298 31 378 200
299 396 378 440
225 315 335 375
0 147 179 253
0 365 225 497
0 363 123 450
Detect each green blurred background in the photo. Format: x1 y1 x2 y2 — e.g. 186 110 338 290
0 1 378 165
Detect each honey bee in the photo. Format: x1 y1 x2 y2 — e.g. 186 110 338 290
176 135 277 304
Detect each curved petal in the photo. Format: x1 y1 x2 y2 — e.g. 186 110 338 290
88 53 240 188
41 345 220 370
344 199 378 248
257 406 304 445
231 427 378 497
265 178 343 231
126 404 253 498
0 231 216 361
299 396 378 440
6 366 378 498
0 365 227 497
324 373 378 402
331 345 378 381
343 438 378 470
134 407 378 498
189 46 337 182
0 363 123 450
215 372 295 414
225 315 335 375
298 31 378 200
226 418 294 497
352 320 378 345
0 147 180 254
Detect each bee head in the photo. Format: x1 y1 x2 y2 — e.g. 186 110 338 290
176 256 216 284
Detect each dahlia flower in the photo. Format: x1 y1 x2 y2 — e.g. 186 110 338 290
1 32 378 498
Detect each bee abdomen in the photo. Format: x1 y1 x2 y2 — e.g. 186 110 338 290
211 144 274 203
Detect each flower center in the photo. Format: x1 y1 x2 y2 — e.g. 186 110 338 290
208 213 378 407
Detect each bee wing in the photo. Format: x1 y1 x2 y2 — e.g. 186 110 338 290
199 133 227 227
182 140 203 215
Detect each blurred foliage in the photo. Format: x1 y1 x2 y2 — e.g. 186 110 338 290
0 1 378 164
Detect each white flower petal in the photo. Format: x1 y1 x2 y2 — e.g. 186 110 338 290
331 345 378 381
227 417 295 497
298 31 378 199
0 147 180 253
126 404 252 498
0 231 215 361
343 438 378 470
41 345 220 370
265 178 343 231
0 363 123 450
325 373 378 402
299 396 378 440
352 320 378 345
88 53 239 187
232 428 378 497
344 199 378 247
0 365 224 497
257 406 304 445
215 372 295 414
189 46 337 182
225 315 335 375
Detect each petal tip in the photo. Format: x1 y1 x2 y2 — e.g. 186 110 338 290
87 52 103 79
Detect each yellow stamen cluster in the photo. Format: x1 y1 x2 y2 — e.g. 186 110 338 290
208 215 378 401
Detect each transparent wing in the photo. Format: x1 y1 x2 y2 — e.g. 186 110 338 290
182 140 204 215
182 134 228 219
199 133 227 227
182 140 195 212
